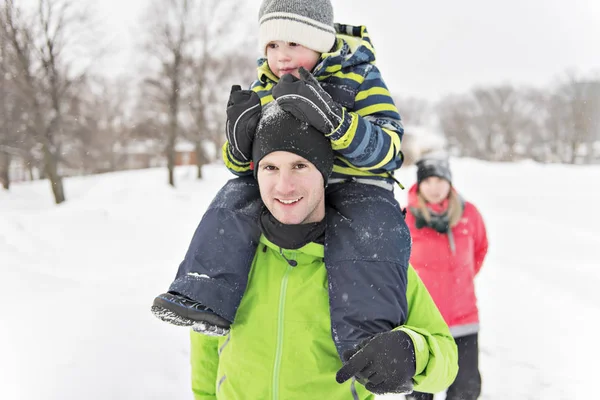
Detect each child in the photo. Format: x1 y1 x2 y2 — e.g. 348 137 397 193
152 0 411 359
404 153 489 400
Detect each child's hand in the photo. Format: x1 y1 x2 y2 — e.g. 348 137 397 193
226 85 262 162
272 67 344 135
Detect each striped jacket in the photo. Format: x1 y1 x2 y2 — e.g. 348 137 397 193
223 24 405 188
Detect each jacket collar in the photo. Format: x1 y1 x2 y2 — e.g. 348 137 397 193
260 235 324 259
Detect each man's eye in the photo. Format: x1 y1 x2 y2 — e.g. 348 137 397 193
264 165 276 171
294 163 307 169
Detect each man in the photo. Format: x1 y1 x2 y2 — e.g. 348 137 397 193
189 103 458 399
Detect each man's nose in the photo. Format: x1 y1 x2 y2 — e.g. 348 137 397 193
275 170 295 193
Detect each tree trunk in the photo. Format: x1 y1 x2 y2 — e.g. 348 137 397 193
587 138 597 164
0 152 10 190
42 142 66 204
166 130 176 187
568 141 578 164
26 158 35 181
195 141 208 179
167 70 180 187
167 90 178 187
196 153 203 180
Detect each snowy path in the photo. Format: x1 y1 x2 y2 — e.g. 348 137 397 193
1 160 596 399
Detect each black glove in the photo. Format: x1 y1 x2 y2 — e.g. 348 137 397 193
336 330 416 395
225 85 261 162
272 67 344 135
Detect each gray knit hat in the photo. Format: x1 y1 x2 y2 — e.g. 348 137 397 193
416 152 453 185
258 0 336 55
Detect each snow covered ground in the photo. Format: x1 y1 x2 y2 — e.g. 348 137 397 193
1 159 597 400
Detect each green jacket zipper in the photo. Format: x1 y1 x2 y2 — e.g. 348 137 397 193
272 250 296 400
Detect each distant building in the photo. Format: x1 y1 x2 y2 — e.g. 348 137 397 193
113 140 164 170
174 140 196 166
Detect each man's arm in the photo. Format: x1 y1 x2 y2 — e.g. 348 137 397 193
396 266 459 393
335 266 459 395
190 330 220 400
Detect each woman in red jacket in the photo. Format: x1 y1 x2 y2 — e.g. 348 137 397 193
405 153 488 400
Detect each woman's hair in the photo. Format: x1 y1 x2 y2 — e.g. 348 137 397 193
416 189 463 227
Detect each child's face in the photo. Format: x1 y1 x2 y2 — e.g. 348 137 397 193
266 41 321 79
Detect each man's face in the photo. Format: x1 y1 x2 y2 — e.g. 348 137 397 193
257 151 325 225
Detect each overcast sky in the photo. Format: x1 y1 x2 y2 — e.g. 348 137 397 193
95 0 599 101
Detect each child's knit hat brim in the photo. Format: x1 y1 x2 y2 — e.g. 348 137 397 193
258 0 336 54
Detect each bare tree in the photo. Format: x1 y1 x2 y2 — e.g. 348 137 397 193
65 76 134 174
0 2 36 189
523 73 600 164
393 96 432 126
0 0 100 203
437 85 543 161
0 95 31 189
471 85 539 161
586 79 600 162
515 88 550 162
437 94 482 158
140 0 198 187
0 20 17 189
185 45 256 178
551 72 600 163
140 0 256 183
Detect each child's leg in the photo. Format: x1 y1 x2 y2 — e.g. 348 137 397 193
161 176 262 324
324 180 411 359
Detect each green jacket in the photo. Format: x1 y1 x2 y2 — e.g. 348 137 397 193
190 236 458 400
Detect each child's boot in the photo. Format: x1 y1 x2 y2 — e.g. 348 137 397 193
151 292 231 336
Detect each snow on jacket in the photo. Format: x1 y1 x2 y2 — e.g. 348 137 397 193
223 24 404 189
405 184 488 337
190 235 458 400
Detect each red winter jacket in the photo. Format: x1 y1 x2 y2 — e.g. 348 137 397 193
405 184 488 337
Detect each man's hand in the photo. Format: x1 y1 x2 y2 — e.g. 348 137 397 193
336 330 416 395
272 67 344 135
225 85 261 162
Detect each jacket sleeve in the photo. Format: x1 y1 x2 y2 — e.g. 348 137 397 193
394 266 458 394
471 204 489 275
222 80 274 176
326 65 405 173
190 330 220 400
